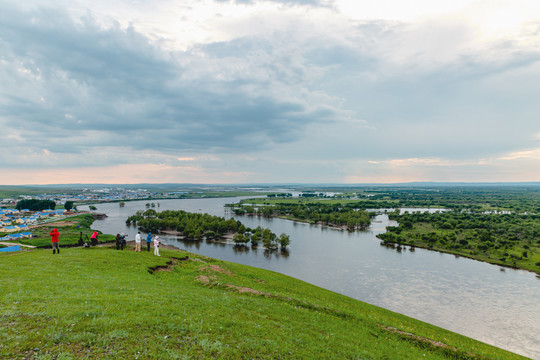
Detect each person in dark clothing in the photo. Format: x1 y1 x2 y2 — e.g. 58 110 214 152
78 232 84 246
115 233 122 250
121 233 126 250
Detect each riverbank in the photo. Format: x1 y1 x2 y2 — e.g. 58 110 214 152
377 236 540 277
377 212 540 275
0 247 528 359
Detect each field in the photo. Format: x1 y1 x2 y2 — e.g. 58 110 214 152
0 246 528 360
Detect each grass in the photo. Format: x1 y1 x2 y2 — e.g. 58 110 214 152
0 246 529 359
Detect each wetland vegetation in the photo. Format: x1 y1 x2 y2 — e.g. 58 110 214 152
230 202 374 230
237 185 540 274
126 209 289 249
378 210 540 274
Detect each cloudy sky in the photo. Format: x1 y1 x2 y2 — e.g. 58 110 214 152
1 0 540 185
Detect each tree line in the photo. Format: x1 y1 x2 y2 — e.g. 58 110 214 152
378 209 540 273
16 199 56 211
126 209 290 249
232 203 373 230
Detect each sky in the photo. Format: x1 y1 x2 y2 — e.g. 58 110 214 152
1 0 540 185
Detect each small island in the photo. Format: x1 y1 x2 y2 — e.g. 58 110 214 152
126 209 290 250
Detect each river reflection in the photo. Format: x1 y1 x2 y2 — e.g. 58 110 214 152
82 198 540 359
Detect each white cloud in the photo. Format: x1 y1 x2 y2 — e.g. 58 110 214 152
498 148 540 160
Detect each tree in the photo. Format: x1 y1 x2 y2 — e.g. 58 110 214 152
233 233 246 245
64 201 74 211
144 209 157 217
251 232 261 246
262 229 278 249
278 233 290 248
16 199 56 211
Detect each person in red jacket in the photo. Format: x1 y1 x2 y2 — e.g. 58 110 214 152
90 231 99 246
50 228 60 254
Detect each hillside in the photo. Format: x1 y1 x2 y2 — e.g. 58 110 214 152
0 247 529 359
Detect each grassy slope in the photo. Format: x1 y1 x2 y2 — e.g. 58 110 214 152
0 247 528 360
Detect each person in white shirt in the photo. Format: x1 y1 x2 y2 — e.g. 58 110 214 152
135 232 141 252
153 235 160 256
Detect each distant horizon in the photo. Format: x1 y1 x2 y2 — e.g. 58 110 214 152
2 181 540 188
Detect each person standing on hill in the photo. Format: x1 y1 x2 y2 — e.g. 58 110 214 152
50 228 60 254
146 232 152 252
153 235 160 256
135 231 141 252
115 234 122 250
90 231 99 246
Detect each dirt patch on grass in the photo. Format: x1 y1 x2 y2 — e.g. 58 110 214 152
379 325 486 359
28 220 75 229
194 275 357 321
224 284 272 296
148 256 189 274
381 325 457 350
200 264 233 276
195 274 217 285
49 220 76 227
195 275 271 296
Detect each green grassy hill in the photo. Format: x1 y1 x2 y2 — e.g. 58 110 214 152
0 247 528 360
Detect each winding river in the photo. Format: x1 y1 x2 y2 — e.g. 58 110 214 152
83 197 540 359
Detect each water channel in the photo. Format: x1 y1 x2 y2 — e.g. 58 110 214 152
82 197 540 359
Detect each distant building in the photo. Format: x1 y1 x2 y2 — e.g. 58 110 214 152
1 226 18 233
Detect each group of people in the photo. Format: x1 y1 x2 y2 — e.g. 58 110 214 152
114 233 128 250
50 228 160 256
134 231 160 256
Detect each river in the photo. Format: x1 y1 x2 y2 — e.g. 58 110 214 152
82 197 540 359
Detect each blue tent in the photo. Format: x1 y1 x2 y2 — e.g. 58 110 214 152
0 245 21 252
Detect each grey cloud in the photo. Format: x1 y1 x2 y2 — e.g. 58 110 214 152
0 3 343 167
295 27 540 161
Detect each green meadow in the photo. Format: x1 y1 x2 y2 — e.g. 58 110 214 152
0 246 528 360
